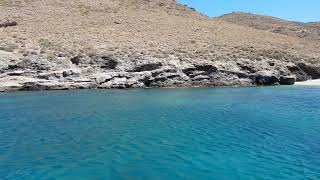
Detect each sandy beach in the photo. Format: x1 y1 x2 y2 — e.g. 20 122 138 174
295 79 320 86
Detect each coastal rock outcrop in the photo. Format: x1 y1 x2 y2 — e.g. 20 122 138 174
255 71 279 85
1 50 314 91
297 63 320 79
279 76 296 85
0 0 319 91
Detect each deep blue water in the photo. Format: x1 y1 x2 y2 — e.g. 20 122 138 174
0 86 320 179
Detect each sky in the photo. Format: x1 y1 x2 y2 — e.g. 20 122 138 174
177 0 320 22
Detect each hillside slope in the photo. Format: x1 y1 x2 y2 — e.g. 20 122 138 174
216 12 320 40
0 0 320 91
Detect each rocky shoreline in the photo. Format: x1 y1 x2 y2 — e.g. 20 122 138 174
2 50 319 92
1 1 319 92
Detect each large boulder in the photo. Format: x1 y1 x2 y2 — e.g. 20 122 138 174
287 64 309 81
297 63 320 79
255 71 279 85
93 73 113 84
62 69 81 77
279 75 296 85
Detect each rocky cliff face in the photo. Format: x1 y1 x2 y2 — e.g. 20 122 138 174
0 0 319 91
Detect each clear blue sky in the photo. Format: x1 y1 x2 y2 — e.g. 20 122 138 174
177 0 320 22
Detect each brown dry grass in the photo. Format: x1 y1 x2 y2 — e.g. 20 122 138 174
216 12 320 41
0 0 319 64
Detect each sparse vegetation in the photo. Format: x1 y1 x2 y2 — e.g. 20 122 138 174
0 45 17 52
38 39 52 53
79 5 91 16
0 0 318 67
0 0 8 6
216 12 320 41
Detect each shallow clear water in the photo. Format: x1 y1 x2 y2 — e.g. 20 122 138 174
0 86 320 179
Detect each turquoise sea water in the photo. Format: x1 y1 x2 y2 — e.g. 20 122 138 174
0 86 320 179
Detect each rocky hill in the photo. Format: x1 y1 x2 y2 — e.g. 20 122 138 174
0 0 320 91
216 12 320 40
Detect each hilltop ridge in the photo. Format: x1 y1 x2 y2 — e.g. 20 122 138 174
216 12 320 40
0 0 319 91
